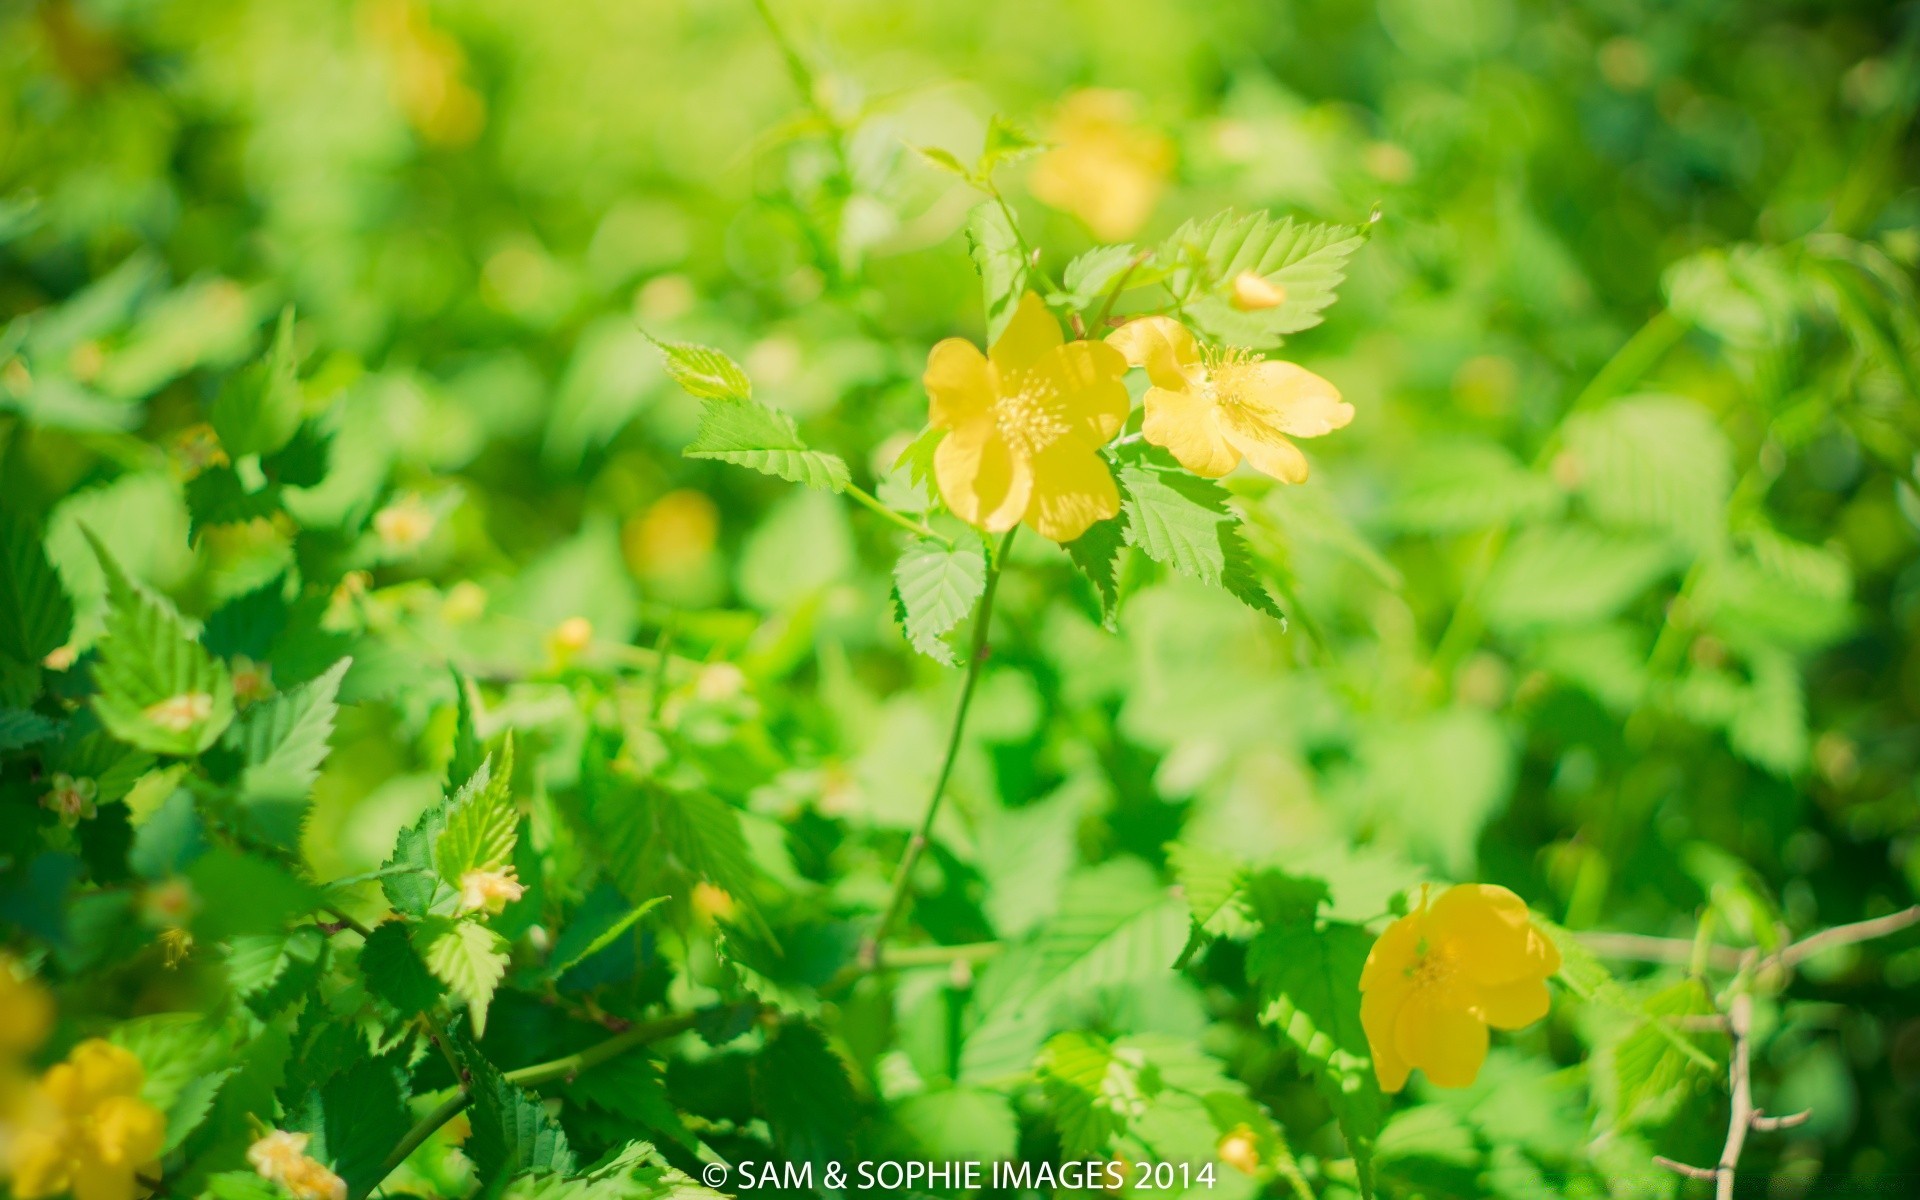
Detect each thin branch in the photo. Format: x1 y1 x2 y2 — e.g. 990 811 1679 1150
856 526 1017 972
1776 905 1920 969
840 481 953 547
1577 930 1743 970
1654 1156 1717 1182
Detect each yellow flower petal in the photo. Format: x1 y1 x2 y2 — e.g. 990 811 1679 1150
1107 316 1200 391
1474 976 1552 1031
1216 411 1310 483
1428 884 1551 987
1394 988 1489 1089
988 292 1064 375
924 337 993 429
1023 440 1120 542
1361 968 1413 1093
1359 912 1421 990
89 1096 165 1166
935 419 1031 532
1143 386 1240 477
1243 361 1353 438
68 1156 140 1200
1230 272 1288 311
1038 340 1131 444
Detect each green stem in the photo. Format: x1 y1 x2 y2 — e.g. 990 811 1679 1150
373 1011 703 1184
879 940 1001 969
841 482 953 547
857 526 1018 970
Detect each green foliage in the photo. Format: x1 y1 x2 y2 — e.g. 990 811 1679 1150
3 3 1917 1198
891 539 987 664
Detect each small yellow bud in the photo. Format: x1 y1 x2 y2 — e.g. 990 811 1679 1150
373 494 436 553
1217 1126 1262 1175
690 882 737 925
551 616 593 654
41 774 98 828
42 644 79 671
1229 271 1288 311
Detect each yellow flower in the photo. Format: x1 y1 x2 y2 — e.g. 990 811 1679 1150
1229 272 1287 311
1107 317 1351 484
4 1040 164 1200
1359 884 1561 1093
457 867 525 917
0 960 53 1056
373 493 436 553
142 693 213 734
1029 90 1173 241
926 292 1129 543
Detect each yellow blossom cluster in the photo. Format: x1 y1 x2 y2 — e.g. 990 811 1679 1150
2 1003 166 1200
247 1129 346 1200
457 867 526 917
925 296 1351 542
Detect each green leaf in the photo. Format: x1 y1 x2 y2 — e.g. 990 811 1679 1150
913 145 972 178
1036 1031 1137 1159
211 306 302 458
656 789 760 916
1383 439 1565 535
566 1054 696 1153
891 539 986 665
965 202 1028 342
223 657 349 822
446 669 485 793
0 508 74 663
184 848 320 941
1482 525 1675 632
460 1040 577 1180
895 1088 1019 1163
359 918 443 1019
960 861 1188 1083
1612 979 1724 1128
436 742 519 884
751 1020 858 1177
383 801 451 919
1065 516 1125 630
1246 912 1383 1198
1118 465 1284 621
1165 211 1366 349
416 917 509 1036
1166 842 1245 929
548 896 668 977
0 707 62 752
1057 244 1140 309
649 337 751 401
979 113 1041 174
226 926 328 1017
683 395 850 491
1561 394 1732 551
185 466 281 535
85 531 235 756
287 1055 411 1200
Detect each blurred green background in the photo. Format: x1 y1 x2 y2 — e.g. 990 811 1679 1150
5 0 1920 1194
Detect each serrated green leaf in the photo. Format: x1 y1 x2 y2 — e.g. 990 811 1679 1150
210 306 302 458
566 1054 697 1153
966 202 1028 342
1612 979 1723 1128
1036 1031 1139 1159
225 656 349 810
287 1055 411 1200
891 539 986 664
436 741 518 885
0 508 74 663
446 668 484 793
359 918 443 1019
383 801 451 918
416 917 509 1036
979 113 1041 173
1166 211 1366 348
751 1020 858 1177
185 466 281 536
460 1037 576 1179
1167 842 1245 929
682 395 850 491
1118 465 1283 620
650 337 751 401
1065 515 1125 630
85 532 234 755
0 707 61 752
1057 244 1140 309
1246 914 1382 1198
914 145 972 178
